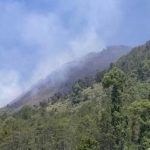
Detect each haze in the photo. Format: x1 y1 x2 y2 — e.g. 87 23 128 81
0 0 150 107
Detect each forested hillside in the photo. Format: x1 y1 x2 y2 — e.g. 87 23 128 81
116 41 150 81
1 41 150 149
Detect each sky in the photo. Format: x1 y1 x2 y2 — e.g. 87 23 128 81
0 0 150 107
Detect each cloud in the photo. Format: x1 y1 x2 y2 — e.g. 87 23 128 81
0 0 122 107
0 70 23 107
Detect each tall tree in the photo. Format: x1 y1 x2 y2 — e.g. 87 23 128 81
102 67 128 150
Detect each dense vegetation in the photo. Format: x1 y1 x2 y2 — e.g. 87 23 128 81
1 41 150 149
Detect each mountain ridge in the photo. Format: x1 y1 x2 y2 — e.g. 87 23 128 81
6 45 131 109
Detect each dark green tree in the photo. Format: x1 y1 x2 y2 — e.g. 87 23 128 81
71 83 82 104
102 67 128 150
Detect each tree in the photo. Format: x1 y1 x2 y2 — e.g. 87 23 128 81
78 137 98 150
39 100 48 108
95 69 107 83
129 99 150 150
102 67 128 150
15 105 33 120
71 83 82 104
99 108 113 150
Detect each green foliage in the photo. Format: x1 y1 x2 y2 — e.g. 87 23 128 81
14 105 34 120
102 67 128 150
71 83 82 104
116 40 150 81
78 137 98 150
129 99 150 149
102 67 126 90
0 82 104 149
2 41 150 150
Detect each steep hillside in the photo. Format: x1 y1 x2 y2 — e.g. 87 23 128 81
116 41 150 81
1 64 150 149
2 41 150 149
7 45 131 109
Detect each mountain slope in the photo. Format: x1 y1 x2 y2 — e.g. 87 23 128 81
2 41 150 149
116 41 150 81
7 45 131 109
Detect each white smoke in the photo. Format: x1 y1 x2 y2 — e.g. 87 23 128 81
0 0 122 107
